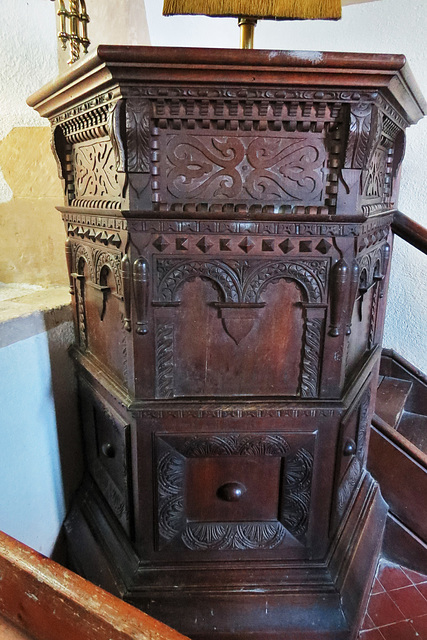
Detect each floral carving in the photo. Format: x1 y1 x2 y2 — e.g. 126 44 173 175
182 434 290 457
345 104 372 169
126 99 151 172
182 522 287 551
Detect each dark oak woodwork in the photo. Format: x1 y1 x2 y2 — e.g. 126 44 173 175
28 46 426 640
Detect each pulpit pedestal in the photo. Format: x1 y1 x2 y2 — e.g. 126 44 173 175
29 47 426 639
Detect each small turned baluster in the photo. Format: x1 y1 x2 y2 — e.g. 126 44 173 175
345 260 360 335
65 238 74 295
121 255 132 332
380 243 391 298
329 259 349 337
133 258 149 335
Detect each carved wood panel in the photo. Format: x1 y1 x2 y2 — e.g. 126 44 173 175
331 387 372 533
80 382 132 535
163 133 327 204
155 432 315 554
153 258 327 399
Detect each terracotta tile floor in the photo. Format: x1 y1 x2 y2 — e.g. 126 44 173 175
359 559 427 639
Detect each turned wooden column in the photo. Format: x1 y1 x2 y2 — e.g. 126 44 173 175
29 47 426 640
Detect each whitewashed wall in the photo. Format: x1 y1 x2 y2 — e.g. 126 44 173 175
144 0 427 373
0 0 58 202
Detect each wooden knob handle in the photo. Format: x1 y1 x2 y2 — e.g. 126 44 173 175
101 443 116 459
343 439 356 457
217 482 246 502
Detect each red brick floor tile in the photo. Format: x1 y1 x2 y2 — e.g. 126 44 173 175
378 563 412 591
411 613 427 638
367 592 406 628
371 578 385 595
388 584 427 619
402 567 427 584
377 620 419 640
417 580 427 599
359 629 385 639
361 613 375 630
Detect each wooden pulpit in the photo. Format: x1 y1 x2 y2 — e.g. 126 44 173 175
29 46 426 640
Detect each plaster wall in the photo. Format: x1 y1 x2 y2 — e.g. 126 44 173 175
144 0 427 375
0 294 82 557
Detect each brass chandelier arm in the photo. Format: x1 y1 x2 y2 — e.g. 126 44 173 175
53 0 91 64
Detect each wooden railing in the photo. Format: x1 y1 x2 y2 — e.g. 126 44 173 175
0 530 188 640
392 211 427 255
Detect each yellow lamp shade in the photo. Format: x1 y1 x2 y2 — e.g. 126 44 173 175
163 0 342 20
163 0 379 19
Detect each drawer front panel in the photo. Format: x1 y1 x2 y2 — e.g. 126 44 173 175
154 430 317 557
80 383 132 534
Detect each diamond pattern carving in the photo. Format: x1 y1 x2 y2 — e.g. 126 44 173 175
196 236 214 253
153 236 170 252
279 239 295 254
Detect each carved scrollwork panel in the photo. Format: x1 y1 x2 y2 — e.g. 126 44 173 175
164 134 327 205
72 139 122 200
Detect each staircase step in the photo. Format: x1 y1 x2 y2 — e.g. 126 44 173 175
375 376 413 428
397 411 427 455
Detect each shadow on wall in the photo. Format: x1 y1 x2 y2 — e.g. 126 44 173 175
45 303 84 564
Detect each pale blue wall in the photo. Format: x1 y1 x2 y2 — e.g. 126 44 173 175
0 314 81 557
0 330 65 555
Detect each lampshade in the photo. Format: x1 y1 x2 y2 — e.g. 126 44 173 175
163 0 377 19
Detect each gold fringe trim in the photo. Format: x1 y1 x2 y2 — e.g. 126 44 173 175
163 0 342 19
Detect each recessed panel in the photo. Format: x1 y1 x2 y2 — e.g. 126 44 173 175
186 456 281 522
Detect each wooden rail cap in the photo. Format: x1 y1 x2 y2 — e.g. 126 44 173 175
0 530 189 640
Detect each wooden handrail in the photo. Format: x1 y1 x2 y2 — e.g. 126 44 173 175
392 211 427 255
0 530 188 640
372 412 427 471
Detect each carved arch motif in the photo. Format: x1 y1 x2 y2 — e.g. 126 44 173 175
244 261 324 304
94 251 123 297
73 243 94 280
154 257 326 399
156 259 241 303
357 244 385 291
155 258 326 305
